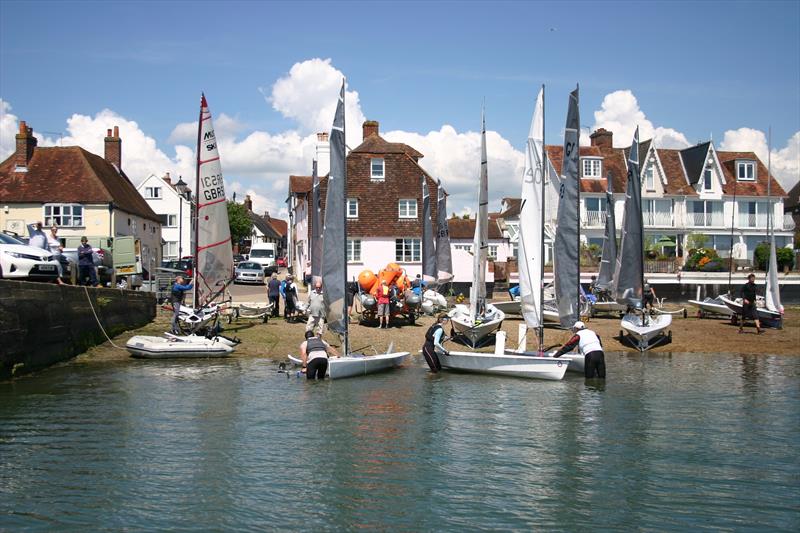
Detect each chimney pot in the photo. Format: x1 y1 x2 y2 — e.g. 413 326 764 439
107 128 112 138
104 125 122 169
244 194 253 212
19 121 27 135
113 126 119 138
362 120 379 141
15 120 37 169
590 128 613 149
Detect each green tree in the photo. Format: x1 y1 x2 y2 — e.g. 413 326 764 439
686 233 709 251
227 201 253 246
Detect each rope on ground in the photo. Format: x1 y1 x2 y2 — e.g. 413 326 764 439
84 286 125 350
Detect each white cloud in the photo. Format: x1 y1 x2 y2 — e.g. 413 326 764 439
720 128 800 191
592 90 690 149
0 99 20 161
267 58 366 149
167 112 246 145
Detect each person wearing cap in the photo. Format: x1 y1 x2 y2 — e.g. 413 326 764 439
422 313 449 372
169 274 193 334
77 236 99 287
554 321 606 379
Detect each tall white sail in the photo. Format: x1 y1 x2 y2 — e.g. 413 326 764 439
765 134 783 315
518 88 544 329
194 94 234 307
470 109 489 321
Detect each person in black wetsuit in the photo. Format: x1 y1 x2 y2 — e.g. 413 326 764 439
299 330 339 380
422 314 449 372
739 273 762 334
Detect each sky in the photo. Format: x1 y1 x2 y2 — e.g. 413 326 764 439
1 0 798 219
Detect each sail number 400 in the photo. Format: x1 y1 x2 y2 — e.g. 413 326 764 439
203 174 225 200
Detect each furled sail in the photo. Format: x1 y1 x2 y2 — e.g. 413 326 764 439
518 87 545 329
310 159 322 281
469 109 489 321
596 172 617 290
765 141 783 315
322 81 347 336
613 127 644 307
554 87 580 327
436 180 453 282
194 94 234 307
421 175 436 282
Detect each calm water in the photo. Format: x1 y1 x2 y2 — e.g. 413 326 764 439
1 352 799 531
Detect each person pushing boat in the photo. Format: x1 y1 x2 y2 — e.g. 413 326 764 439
553 321 605 379
299 330 339 380
422 313 449 372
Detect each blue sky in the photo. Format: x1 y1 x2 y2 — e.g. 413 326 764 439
1 0 798 216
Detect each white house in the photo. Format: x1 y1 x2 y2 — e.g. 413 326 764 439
137 173 193 261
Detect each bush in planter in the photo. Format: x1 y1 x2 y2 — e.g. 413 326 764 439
754 242 795 270
683 247 720 271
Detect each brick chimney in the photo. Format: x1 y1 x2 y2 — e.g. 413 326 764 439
362 120 379 141
104 125 122 169
590 128 613 149
15 121 37 170
244 194 253 212
263 211 270 220
163 172 171 186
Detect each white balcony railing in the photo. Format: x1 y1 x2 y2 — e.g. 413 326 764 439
689 212 725 227
784 213 796 230
644 210 673 227
739 213 768 229
582 211 606 228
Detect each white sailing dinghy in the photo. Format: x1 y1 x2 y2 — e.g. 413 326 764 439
436 89 565 380
127 94 236 359
448 109 505 347
613 127 672 351
290 81 408 379
688 285 733 318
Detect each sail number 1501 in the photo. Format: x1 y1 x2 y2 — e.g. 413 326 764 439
203 174 225 200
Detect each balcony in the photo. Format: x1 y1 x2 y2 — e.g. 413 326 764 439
643 210 674 227
581 211 606 228
739 213 768 229
784 213 796 231
689 212 725 228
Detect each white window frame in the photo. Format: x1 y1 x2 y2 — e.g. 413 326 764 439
702 168 713 191
395 238 421 262
144 186 162 199
43 203 84 228
454 244 473 252
488 244 498 260
581 158 602 178
398 199 418 219
163 241 178 258
370 158 385 180
347 198 359 219
644 166 655 191
347 239 361 262
167 214 178 227
737 161 756 181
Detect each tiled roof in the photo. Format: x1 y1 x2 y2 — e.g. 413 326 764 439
545 145 627 194
446 217 504 240
351 134 424 159
655 149 696 195
268 217 287 236
249 211 281 239
499 198 521 218
717 151 787 197
289 175 312 194
0 145 160 222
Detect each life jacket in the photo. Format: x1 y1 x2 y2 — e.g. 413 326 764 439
576 329 603 355
306 337 328 359
425 323 443 343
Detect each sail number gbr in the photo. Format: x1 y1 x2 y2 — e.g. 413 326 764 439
202 173 226 201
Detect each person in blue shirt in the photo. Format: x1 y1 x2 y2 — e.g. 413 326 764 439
411 274 426 296
508 284 520 299
422 313 449 372
170 275 193 334
77 236 98 286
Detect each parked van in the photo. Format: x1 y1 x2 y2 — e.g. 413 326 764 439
249 242 277 275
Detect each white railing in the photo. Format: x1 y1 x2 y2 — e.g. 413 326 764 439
739 213 768 229
582 211 606 227
644 210 673 227
689 212 724 227
783 213 796 230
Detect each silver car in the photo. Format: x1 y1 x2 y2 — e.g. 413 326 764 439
234 261 266 284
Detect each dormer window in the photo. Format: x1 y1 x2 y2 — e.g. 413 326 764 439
644 166 655 191
370 158 385 180
581 158 601 178
737 160 756 181
702 168 713 191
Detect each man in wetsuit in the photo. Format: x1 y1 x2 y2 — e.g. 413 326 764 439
554 321 605 379
422 313 449 372
739 273 762 334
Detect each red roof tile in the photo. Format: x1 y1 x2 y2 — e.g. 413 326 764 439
446 217 503 240
717 151 787 197
351 134 423 159
289 175 312 194
0 145 160 222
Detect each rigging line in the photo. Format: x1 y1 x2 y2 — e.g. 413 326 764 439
84 286 125 350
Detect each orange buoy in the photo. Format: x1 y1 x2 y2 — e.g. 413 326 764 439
358 269 377 292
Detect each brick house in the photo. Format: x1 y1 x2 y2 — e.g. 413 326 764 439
289 121 440 280
0 121 162 271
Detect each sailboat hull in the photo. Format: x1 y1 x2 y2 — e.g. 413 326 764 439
490 299 521 315
688 296 733 317
289 352 409 379
620 312 672 352
719 295 781 325
439 351 567 380
448 303 505 347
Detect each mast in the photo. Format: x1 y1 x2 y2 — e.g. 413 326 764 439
576 84 581 322
727 173 738 293
342 79 349 356
637 130 645 327
539 84 546 353
192 93 203 307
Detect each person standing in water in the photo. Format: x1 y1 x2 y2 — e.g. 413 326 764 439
299 330 339 380
421 313 449 373
554 321 606 379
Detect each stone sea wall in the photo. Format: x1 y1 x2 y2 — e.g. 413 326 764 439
0 280 155 379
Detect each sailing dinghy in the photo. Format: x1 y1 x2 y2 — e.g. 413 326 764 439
448 109 505 347
613 127 671 351
437 90 565 380
290 81 408 379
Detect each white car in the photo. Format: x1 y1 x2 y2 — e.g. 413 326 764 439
0 233 60 280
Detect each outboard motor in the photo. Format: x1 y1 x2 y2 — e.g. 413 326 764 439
360 293 376 310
